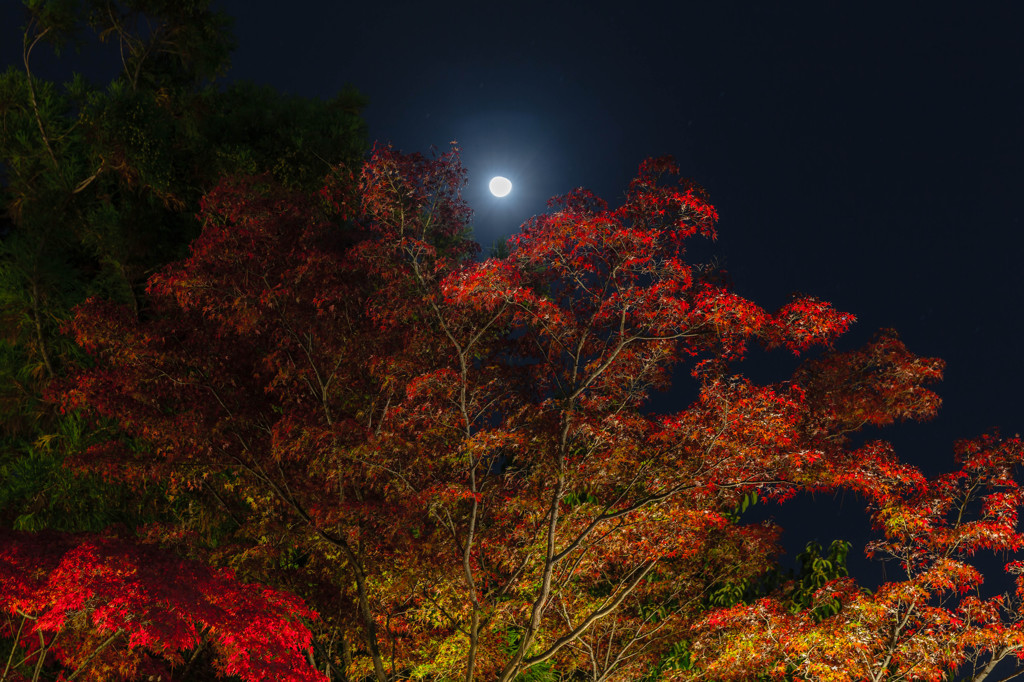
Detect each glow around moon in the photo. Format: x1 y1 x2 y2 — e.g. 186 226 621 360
489 176 512 197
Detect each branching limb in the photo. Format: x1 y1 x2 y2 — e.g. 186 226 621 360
522 560 658 669
22 21 58 169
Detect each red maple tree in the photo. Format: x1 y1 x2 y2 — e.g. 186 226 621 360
0 529 324 681
37 145 1023 681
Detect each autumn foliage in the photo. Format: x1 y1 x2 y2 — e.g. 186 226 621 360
0 530 324 681
4 145 1021 680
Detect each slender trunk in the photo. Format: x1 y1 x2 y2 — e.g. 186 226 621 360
119 261 139 319
244 464 387 681
462 489 481 682
460 363 482 682
2 614 28 680
30 278 55 378
314 634 348 682
341 634 353 679
496 403 576 682
496 472 566 682
177 628 210 681
30 630 48 682
350 561 388 682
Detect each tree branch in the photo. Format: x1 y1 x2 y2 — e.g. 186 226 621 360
22 22 59 169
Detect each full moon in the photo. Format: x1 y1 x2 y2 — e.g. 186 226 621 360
489 176 512 197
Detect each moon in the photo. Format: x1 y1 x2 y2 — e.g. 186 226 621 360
489 176 512 197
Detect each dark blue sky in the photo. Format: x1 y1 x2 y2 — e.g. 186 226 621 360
3 0 1023 576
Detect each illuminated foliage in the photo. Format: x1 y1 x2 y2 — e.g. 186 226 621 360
688 434 1024 682
0 530 324 682
49 146 1023 682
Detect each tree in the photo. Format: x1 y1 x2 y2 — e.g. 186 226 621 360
0 0 366 533
0 528 325 682
54 145 1023 681
687 433 1024 682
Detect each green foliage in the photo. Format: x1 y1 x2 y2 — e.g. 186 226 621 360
203 82 368 189
703 538 850 614
788 539 849 619
489 238 512 259
561 489 599 507
644 640 694 680
503 628 557 682
722 490 758 523
0 411 167 532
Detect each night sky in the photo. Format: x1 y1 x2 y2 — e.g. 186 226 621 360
3 2 1024 577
